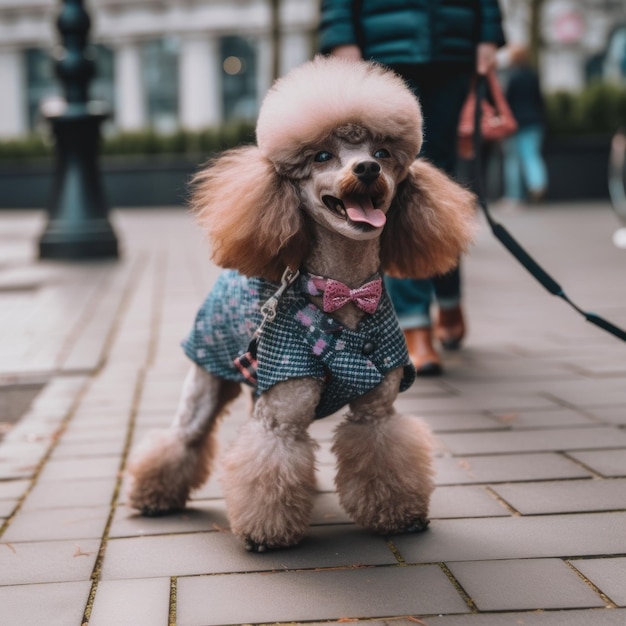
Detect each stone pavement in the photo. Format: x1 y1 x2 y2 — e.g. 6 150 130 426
0 202 625 626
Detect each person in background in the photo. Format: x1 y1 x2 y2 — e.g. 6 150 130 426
319 0 505 376
502 43 548 205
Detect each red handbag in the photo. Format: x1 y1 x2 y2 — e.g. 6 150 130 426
457 70 518 159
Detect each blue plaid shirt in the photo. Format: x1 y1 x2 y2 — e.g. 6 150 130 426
182 270 415 419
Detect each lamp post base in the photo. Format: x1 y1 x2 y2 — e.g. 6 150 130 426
39 218 119 259
38 111 119 261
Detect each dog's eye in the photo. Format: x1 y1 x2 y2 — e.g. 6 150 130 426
373 148 390 159
314 151 333 163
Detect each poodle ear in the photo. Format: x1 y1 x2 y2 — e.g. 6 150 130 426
380 159 476 278
190 146 308 282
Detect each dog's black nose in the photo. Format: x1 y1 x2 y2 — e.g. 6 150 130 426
353 160 381 183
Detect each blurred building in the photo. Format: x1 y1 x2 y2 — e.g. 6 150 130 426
0 0 625 140
0 0 317 139
500 0 626 90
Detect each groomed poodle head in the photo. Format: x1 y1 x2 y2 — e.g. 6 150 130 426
191 56 475 282
255 57 423 179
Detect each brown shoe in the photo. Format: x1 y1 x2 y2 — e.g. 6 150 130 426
436 305 465 351
403 328 442 377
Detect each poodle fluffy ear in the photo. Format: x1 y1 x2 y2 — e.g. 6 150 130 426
381 159 476 278
190 146 308 282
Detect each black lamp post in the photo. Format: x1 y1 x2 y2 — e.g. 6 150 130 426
38 0 118 259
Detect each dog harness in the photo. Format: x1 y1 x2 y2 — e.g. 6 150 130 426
182 269 415 419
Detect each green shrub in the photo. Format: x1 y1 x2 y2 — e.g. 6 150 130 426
0 135 52 161
546 82 626 136
0 120 257 162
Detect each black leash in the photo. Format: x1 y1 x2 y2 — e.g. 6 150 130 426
471 75 626 342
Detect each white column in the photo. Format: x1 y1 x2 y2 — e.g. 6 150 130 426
179 35 221 129
114 41 145 131
0 48 26 138
256 35 273 101
280 30 311 75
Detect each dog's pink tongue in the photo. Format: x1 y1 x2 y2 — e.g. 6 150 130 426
344 195 386 228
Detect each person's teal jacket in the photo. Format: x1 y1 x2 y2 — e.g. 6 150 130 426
319 0 505 66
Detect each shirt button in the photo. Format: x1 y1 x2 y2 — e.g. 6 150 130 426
362 341 376 356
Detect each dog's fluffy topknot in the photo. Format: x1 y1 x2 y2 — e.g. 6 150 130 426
256 56 423 169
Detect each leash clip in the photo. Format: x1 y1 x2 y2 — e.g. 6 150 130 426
234 267 300 383
259 267 300 324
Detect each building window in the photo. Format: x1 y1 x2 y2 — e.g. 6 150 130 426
25 45 114 130
25 48 59 130
90 45 115 116
142 37 179 133
221 36 257 121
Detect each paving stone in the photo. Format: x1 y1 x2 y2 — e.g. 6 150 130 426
416 608 626 625
430 486 510 518
0 539 100 585
402 377 452 398
434 452 590 485
304 490 488 526
486 407 596 429
2 505 110 542
567 450 626 477
0 498 16 517
1 206 625 624
438 354 573 381
0 439 50 461
392 513 626 563
1 420 60 447
542 379 626 410
582 405 626 426
89 577 171 626
570 557 626 606
176 565 469 625
61 427 127 444
37 456 121 481
120 468 225 505
132 410 179 430
315 462 336 493
491 479 626 515
109 502 230 538
315 442 336 465
400 393 557 415
0 459 36 480
101 525 397 580
0 580 91 626
50 437 125 459
393 402 502 433
311 492 352 525
308 413 342 441
418 412 503 433
22 477 117 511
438 426 626 456
447 558 605 611
28 376 85 410
567 356 626 378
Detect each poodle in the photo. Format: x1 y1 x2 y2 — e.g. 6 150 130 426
126 56 476 552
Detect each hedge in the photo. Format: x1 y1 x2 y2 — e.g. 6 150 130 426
1 82 625 161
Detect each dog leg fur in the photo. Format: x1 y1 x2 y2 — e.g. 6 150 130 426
127 364 240 515
333 368 435 534
221 378 322 552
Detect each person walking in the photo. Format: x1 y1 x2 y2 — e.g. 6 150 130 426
502 44 549 205
319 0 506 375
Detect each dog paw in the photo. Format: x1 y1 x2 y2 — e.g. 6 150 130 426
244 537 269 553
405 517 430 533
128 486 187 517
139 504 182 518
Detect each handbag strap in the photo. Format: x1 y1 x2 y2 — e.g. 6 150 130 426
471 75 626 343
484 69 506 109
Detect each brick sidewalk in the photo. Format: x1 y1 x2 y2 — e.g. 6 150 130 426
0 204 625 625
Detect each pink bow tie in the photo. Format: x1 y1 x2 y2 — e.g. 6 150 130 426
322 277 382 314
